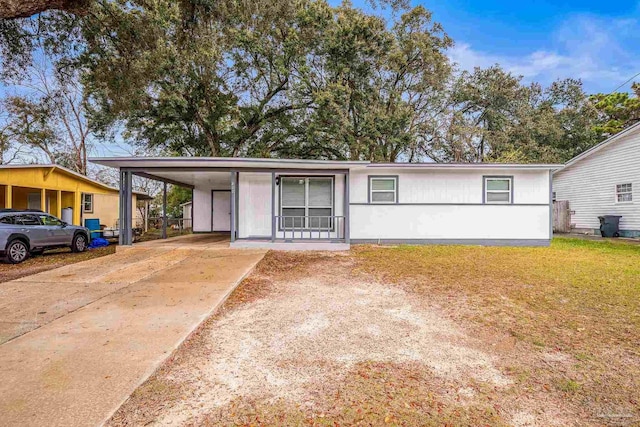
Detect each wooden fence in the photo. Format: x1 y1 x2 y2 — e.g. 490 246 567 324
553 200 571 233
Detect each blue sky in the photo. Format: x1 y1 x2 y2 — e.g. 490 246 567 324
346 0 640 93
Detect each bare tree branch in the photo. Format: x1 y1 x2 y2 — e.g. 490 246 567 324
0 0 91 19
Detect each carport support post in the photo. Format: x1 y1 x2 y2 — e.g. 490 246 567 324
162 182 167 239
230 171 237 242
119 169 133 246
271 172 276 242
144 200 149 233
344 171 350 243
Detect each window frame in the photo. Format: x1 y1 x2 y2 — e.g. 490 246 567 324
279 176 335 231
14 214 42 226
615 183 633 204
483 176 514 205
368 175 399 204
82 193 94 213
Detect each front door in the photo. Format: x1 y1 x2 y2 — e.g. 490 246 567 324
211 191 231 232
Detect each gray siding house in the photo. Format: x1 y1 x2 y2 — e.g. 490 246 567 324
553 122 640 237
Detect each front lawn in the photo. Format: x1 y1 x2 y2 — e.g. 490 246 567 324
108 238 640 426
355 237 640 425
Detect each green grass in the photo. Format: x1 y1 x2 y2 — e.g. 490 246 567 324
556 378 581 394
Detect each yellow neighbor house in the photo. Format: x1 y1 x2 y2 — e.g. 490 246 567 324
0 164 150 229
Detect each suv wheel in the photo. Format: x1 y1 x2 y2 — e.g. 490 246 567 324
71 233 87 253
7 240 29 264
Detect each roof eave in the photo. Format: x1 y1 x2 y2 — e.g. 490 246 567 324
366 163 563 170
89 156 370 166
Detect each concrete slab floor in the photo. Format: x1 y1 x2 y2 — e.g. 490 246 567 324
0 242 266 427
127 232 231 251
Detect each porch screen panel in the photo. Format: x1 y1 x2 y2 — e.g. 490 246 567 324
308 178 332 228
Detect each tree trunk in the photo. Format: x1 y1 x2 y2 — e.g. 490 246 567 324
0 0 90 19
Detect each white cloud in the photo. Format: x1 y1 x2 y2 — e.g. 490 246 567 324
448 14 640 93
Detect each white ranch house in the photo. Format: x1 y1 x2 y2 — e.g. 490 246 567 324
90 157 560 249
553 122 640 237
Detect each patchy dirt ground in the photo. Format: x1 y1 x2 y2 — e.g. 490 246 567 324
0 246 115 283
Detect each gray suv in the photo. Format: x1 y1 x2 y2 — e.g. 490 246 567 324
0 210 91 264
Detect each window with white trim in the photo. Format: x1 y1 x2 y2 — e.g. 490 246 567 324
83 193 94 213
616 183 632 203
369 176 397 203
484 177 512 204
280 177 333 229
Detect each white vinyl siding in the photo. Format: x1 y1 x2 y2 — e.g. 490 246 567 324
554 126 640 232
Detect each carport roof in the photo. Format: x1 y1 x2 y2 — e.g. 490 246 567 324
90 156 562 171
90 157 370 170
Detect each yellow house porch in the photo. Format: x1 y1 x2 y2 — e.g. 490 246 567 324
0 165 147 228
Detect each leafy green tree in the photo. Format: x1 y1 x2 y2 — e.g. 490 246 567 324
430 66 531 162
300 5 452 161
84 0 330 157
165 186 192 218
427 66 597 163
589 83 640 139
83 0 452 162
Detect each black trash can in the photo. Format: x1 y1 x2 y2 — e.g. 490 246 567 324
598 215 622 237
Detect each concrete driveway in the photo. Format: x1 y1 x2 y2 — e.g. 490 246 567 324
0 235 265 427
